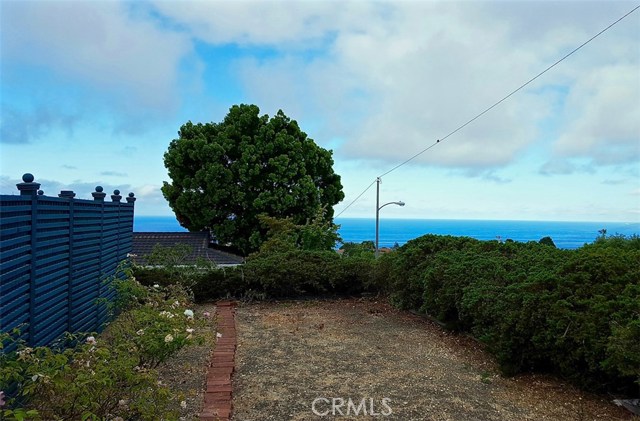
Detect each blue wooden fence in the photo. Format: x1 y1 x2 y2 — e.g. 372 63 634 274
0 173 136 347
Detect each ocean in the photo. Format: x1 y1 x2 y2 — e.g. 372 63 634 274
134 216 639 250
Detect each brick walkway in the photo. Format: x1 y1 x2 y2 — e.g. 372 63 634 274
200 301 237 421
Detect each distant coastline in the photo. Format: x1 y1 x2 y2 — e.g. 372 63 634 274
134 216 639 250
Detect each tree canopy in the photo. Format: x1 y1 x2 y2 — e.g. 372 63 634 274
161 104 344 255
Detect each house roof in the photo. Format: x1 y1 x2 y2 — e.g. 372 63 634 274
131 232 244 266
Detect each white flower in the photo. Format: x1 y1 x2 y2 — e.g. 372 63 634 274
186 328 194 334
136 329 144 335
159 311 175 319
153 284 160 288
86 336 96 345
17 348 33 361
180 400 187 409
184 309 194 319
118 399 128 407
164 334 174 343
216 332 222 338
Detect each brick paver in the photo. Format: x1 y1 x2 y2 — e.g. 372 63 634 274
199 301 237 421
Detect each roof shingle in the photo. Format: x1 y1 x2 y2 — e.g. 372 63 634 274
131 232 244 266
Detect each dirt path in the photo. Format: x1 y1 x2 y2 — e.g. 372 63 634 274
231 298 631 421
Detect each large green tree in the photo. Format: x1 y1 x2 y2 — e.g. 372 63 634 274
161 104 344 255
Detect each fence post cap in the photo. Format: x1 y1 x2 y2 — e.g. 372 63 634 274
16 173 41 196
92 186 107 201
126 192 136 203
59 190 76 198
111 189 122 202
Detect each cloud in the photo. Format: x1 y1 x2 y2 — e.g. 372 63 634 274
1 0 194 134
0 174 162 201
61 165 78 170
148 1 379 47
539 159 577 175
233 1 555 170
100 171 128 177
183 1 638 174
3 0 637 178
552 64 640 166
0 106 78 144
539 158 599 176
602 179 627 185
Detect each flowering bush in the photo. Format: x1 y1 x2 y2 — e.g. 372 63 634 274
0 275 207 420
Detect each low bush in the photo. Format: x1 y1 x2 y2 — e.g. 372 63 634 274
0 272 207 420
380 234 640 394
133 245 378 301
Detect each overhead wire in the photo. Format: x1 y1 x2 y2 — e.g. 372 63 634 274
335 4 640 216
335 179 377 218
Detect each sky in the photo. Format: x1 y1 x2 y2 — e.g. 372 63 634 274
1 0 639 223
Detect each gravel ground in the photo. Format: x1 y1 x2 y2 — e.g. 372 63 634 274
232 298 632 421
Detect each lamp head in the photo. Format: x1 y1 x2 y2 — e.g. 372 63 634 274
397 201 405 206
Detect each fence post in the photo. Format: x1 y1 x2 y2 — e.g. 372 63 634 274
92 186 106 330
110 190 122 317
126 192 136 261
59 190 76 333
16 174 41 346
112 191 122 264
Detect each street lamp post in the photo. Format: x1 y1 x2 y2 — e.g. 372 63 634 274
375 177 405 258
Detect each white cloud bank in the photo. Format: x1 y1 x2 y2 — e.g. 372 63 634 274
148 0 639 175
1 0 193 137
2 0 637 179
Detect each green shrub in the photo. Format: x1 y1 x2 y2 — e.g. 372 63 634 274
378 234 640 393
244 250 341 297
0 276 207 420
134 247 378 301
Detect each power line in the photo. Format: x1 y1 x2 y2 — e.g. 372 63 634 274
335 179 377 218
335 4 640 216
378 3 640 179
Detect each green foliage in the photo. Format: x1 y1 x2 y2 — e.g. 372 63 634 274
133 247 377 302
244 250 342 296
340 241 375 258
379 234 640 393
0 276 206 420
258 208 341 253
161 104 345 255
538 236 556 247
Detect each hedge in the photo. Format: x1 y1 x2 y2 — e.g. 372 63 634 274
379 234 640 393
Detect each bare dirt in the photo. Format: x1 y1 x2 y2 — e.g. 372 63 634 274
231 298 633 421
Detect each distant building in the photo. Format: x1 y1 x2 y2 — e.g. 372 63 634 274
131 232 244 267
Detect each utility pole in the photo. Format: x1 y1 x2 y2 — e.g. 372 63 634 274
375 177 381 258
